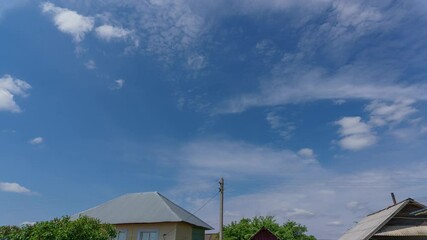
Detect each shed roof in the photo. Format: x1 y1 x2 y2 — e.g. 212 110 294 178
72 192 213 230
249 227 280 240
339 199 410 240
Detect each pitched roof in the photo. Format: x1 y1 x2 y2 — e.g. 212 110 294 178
72 192 213 229
249 227 280 240
339 198 425 240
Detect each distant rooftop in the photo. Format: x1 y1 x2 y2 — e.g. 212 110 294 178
339 198 427 240
72 191 213 230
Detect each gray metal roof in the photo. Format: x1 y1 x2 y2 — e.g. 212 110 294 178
72 192 213 230
339 200 409 240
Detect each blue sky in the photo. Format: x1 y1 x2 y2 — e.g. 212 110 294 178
1 0 427 239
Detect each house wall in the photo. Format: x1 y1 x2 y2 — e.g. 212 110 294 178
114 222 205 240
114 222 179 240
175 222 192 240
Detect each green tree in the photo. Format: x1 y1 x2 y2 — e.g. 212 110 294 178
0 216 116 240
223 216 316 240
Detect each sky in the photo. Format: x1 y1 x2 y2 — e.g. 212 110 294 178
1 0 427 239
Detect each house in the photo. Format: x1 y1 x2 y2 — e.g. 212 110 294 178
339 198 427 240
249 227 280 240
72 192 213 240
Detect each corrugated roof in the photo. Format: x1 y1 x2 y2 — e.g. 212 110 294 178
339 200 409 240
72 192 213 230
375 225 427 236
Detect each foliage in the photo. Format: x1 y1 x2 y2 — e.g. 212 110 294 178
223 216 316 240
0 216 116 240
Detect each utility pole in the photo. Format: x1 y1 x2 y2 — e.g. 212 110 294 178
219 177 224 240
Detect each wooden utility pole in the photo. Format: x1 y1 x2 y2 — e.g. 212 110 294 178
219 177 224 240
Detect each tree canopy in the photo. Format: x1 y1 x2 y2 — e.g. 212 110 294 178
223 216 316 240
0 216 116 240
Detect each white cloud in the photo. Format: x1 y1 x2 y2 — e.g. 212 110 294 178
366 99 417 127
41 2 94 42
287 208 315 218
327 221 343 226
85 60 96 69
95 25 131 41
0 75 31 113
110 79 125 90
0 182 31 194
29 137 43 145
298 148 314 158
335 116 376 150
333 99 346 105
159 138 322 194
178 139 320 179
219 64 427 114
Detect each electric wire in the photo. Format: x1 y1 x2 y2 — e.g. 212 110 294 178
162 189 220 239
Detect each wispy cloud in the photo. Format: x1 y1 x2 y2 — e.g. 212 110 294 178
41 2 94 42
0 182 31 194
0 74 31 113
29 137 43 145
219 64 427 114
266 110 296 139
110 79 125 90
84 59 96 70
187 54 206 70
95 25 131 41
366 99 417 127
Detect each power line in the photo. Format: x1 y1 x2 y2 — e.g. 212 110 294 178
162 190 219 239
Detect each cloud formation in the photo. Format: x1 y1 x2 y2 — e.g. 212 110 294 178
41 2 94 42
29 137 43 145
0 182 31 194
220 64 427 114
95 25 131 41
0 75 31 113
298 148 315 158
335 116 376 150
110 79 125 90
366 99 417 127
85 60 96 70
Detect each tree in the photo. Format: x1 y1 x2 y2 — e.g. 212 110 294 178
223 216 316 240
0 216 117 240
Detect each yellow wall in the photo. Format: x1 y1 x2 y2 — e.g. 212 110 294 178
175 222 193 240
114 222 198 240
115 222 176 240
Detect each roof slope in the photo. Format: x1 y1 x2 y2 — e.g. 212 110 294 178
249 227 280 240
72 192 212 229
339 199 409 240
375 225 427 236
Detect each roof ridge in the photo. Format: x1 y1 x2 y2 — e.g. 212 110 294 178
367 198 411 217
363 200 410 240
156 192 213 229
155 192 182 221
